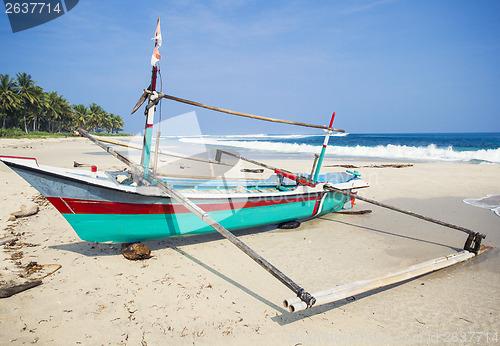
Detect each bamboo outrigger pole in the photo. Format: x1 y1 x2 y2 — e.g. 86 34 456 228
140 90 345 133
76 128 317 309
95 136 232 166
284 246 491 313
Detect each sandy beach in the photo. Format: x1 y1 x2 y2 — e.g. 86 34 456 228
1 137 499 345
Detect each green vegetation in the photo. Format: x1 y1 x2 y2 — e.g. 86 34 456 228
0 73 125 137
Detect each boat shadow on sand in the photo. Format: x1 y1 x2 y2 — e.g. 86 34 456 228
49 225 289 314
47 219 493 323
48 224 275 257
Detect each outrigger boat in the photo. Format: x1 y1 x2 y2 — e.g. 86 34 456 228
0 155 367 243
0 18 490 312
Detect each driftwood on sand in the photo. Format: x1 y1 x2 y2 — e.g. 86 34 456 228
335 209 372 215
326 164 413 169
0 280 43 298
0 262 62 298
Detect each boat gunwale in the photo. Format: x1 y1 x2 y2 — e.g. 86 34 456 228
1 156 367 201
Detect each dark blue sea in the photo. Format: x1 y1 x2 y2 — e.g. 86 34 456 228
172 132 500 164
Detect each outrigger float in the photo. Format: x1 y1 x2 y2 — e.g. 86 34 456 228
0 18 490 312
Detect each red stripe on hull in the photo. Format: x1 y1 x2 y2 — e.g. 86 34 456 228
46 195 319 215
310 192 325 217
47 197 74 214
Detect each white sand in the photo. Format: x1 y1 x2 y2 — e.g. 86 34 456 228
1 137 499 344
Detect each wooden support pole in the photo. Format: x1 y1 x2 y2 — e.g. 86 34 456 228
146 91 345 133
152 175 315 307
325 185 486 241
77 129 316 308
215 149 314 186
84 135 231 166
310 154 319 183
216 149 279 172
77 129 138 169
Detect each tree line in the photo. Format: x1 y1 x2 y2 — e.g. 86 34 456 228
0 73 124 135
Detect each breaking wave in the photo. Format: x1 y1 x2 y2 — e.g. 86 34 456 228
464 195 500 217
178 137 500 163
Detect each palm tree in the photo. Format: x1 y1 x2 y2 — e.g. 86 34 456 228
109 113 124 133
57 95 72 132
16 73 38 133
0 74 20 130
28 86 48 132
43 92 71 132
72 104 89 130
88 103 105 132
45 91 61 132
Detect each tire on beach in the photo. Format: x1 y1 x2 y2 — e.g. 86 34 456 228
277 220 301 229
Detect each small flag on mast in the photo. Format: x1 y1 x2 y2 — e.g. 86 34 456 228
151 46 161 66
151 17 162 66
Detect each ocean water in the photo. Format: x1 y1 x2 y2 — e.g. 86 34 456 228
463 195 500 217
171 132 500 164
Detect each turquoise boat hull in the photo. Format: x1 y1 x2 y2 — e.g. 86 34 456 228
63 192 347 243
1 156 364 243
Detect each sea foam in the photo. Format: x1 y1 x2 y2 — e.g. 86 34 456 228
463 195 500 217
178 137 500 163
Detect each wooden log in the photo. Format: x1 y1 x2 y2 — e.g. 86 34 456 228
335 210 372 215
285 246 492 312
240 168 264 173
0 280 42 298
74 161 92 167
149 91 345 133
325 164 413 169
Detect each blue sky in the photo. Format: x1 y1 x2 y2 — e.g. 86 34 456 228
1 0 499 135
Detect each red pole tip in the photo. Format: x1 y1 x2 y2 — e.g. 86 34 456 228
329 112 336 128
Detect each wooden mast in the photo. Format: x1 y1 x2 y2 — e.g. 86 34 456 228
141 17 162 178
140 66 158 177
